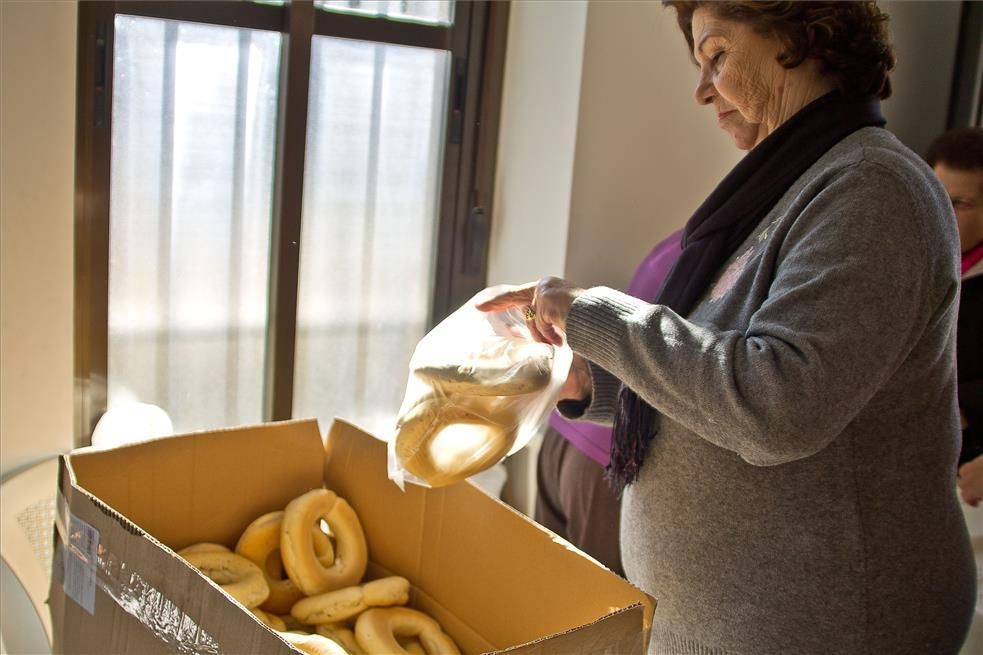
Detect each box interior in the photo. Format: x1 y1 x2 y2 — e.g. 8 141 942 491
65 418 654 654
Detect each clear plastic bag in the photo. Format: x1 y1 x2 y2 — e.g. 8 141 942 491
389 286 573 489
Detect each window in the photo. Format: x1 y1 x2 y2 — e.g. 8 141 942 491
74 0 508 442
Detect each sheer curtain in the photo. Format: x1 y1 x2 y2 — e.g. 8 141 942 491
292 35 449 437
109 16 280 433
108 11 452 439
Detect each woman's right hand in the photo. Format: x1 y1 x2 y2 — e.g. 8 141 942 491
475 277 585 347
559 353 593 402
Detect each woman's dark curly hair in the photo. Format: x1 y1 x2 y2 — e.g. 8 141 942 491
663 1 896 99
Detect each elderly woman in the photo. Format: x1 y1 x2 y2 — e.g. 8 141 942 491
478 1 975 653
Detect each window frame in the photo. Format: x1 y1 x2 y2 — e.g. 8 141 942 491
73 0 509 444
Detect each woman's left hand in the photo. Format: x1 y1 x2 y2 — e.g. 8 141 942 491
475 277 585 347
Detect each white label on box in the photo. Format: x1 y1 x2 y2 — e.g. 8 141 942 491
62 511 99 614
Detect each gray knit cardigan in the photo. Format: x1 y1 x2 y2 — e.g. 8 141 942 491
563 127 976 655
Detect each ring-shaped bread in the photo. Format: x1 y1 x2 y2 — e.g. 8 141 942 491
394 393 522 487
277 631 350 655
292 576 410 625
315 623 365 655
178 542 231 556
182 550 270 609
355 607 460 655
236 510 335 614
400 640 427 655
251 608 287 631
414 339 553 397
281 489 368 596
280 613 314 633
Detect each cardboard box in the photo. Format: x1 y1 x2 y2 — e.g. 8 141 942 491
50 418 654 654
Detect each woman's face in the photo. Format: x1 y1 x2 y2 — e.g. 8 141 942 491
690 7 829 150
933 163 983 253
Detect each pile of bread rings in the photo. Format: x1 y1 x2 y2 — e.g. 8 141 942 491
178 488 460 655
394 339 554 487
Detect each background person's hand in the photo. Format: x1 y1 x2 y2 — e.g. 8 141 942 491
475 277 585 346
958 455 983 507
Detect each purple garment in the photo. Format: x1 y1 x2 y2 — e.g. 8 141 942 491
549 228 684 466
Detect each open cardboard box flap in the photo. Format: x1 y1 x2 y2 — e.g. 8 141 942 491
51 418 655 654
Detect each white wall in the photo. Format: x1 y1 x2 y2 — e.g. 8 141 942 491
485 0 588 287
487 0 589 513
0 2 76 652
0 0 77 481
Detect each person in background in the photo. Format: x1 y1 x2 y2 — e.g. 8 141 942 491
537 228 682 576
478 2 976 653
537 121 762 577
926 126 983 507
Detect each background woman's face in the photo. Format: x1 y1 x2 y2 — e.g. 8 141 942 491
691 8 785 149
933 163 983 253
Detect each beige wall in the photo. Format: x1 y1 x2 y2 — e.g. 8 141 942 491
0 0 77 480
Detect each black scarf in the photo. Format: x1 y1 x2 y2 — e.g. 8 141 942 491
606 92 885 493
